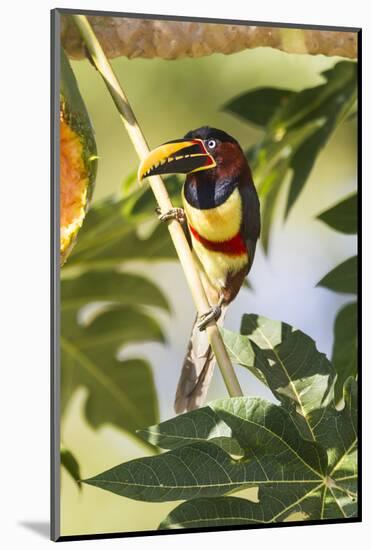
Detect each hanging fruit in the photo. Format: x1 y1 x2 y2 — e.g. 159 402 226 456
60 48 97 265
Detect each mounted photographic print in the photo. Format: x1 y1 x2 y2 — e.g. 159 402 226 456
51 8 361 542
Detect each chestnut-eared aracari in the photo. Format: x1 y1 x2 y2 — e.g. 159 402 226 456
138 127 260 413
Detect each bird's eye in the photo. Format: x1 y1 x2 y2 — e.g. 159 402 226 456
207 139 217 149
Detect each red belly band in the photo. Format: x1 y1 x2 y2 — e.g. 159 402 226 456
189 224 247 255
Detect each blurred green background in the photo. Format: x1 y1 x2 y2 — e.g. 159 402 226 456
61 46 357 536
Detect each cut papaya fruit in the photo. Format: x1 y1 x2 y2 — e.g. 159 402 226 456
60 48 97 265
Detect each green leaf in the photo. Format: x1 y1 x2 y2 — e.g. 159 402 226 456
84 441 252 502
84 397 327 502
138 406 231 449
83 312 357 525
61 271 170 311
222 314 335 440
85 388 357 523
269 62 355 132
61 446 81 490
159 476 354 529
225 61 357 247
125 175 183 219
74 222 176 270
61 305 163 434
211 398 328 476
60 181 176 439
159 486 321 528
224 88 293 127
308 379 358 519
65 174 181 270
64 198 176 270
137 406 245 457
159 383 357 528
309 378 357 473
317 256 357 294
61 303 165 347
61 343 158 434
159 496 266 528
286 128 325 216
332 303 358 402
259 160 288 252
63 196 135 267
317 193 357 235
283 63 357 216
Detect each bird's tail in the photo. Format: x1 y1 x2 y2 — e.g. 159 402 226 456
174 305 228 414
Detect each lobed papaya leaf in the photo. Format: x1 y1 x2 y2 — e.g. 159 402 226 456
84 316 357 526
61 271 170 311
223 313 335 440
60 173 179 440
61 305 163 435
84 397 327 502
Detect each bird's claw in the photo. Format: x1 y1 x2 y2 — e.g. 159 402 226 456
156 207 186 224
197 305 222 331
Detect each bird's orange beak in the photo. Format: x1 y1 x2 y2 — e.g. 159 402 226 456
138 138 216 181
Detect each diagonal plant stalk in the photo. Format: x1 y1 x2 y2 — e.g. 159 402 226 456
70 14 243 399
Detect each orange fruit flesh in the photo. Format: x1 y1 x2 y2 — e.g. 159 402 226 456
60 115 88 262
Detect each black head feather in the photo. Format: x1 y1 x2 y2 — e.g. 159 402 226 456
184 126 238 145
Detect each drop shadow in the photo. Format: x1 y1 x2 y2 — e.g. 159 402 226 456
19 521 50 539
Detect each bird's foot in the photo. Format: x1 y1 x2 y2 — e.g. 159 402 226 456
156 207 186 224
197 304 222 331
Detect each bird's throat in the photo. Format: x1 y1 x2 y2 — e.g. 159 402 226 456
183 173 238 210
183 186 244 244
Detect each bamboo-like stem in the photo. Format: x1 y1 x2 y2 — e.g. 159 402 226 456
71 14 243 399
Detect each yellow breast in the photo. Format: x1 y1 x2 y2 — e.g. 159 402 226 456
191 243 247 290
182 187 247 290
182 187 243 241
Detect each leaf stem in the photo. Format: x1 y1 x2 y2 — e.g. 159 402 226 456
70 15 243 399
